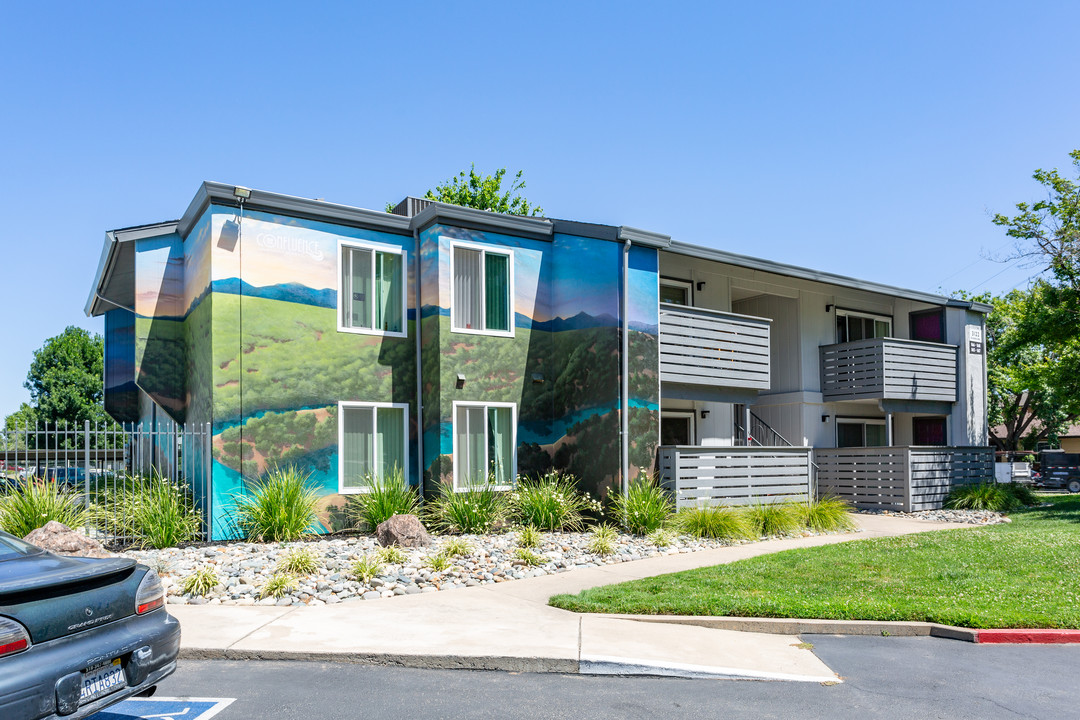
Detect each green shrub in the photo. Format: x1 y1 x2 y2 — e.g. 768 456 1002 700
182 566 220 596
0 479 89 538
442 538 473 557
345 467 419 530
514 548 545 566
425 479 508 534
588 524 618 556
608 473 673 535
1004 482 1039 507
647 528 674 548
100 472 200 548
800 497 857 533
946 482 1019 512
349 555 385 583
277 546 319 575
260 572 299 599
424 553 452 572
675 505 752 540
509 471 596 531
516 525 541 549
233 466 320 542
375 545 408 565
745 501 802 537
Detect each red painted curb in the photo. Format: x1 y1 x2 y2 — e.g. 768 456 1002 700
976 629 1080 644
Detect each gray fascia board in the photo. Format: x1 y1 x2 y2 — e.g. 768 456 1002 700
178 181 413 239
85 221 179 317
946 298 992 314
85 231 117 317
410 202 553 240
617 226 671 248
666 240 964 308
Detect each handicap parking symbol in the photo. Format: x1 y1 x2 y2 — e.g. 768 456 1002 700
91 697 234 720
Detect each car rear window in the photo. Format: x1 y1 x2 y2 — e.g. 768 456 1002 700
0 533 38 560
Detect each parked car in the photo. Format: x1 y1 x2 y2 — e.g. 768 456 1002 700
0 530 180 719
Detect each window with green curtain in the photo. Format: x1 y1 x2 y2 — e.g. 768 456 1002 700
375 251 403 333
484 252 510 332
341 406 374 489
487 406 513 485
344 247 372 329
375 406 405 478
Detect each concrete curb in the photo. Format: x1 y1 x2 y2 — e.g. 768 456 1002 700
975 629 1080 644
599 614 979 642
180 647 580 673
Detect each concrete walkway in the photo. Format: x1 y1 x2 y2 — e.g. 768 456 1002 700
168 514 968 682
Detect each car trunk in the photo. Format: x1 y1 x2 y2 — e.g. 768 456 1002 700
0 552 141 644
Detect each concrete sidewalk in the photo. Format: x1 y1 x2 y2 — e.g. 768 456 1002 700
168 514 966 682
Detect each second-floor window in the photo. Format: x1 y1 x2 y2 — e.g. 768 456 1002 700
451 242 513 336
836 310 891 343
339 241 405 336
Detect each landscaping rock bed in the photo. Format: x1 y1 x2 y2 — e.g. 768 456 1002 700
120 528 844 607
859 508 1008 525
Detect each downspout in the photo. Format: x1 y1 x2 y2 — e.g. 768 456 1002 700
621 236 631 497
413 226 424 504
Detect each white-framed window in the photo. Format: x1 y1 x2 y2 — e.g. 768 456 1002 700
836 309 891 343
836 418 887 448
660 410 695 446
452 401 516 489
659 279 692 306
450 239 514 337
338 239 407 337
338 402 409 493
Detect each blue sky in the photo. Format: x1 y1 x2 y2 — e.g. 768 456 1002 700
1 1 1077 417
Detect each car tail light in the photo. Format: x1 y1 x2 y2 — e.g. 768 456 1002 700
135 570 165 615
0 616 30 657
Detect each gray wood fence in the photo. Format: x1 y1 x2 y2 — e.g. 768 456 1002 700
819 338 958 402
658 445 812 508
659 304 771 390
813 446 993 511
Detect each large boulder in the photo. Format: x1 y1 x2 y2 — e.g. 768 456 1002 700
23 521 112 558
375 514 431 548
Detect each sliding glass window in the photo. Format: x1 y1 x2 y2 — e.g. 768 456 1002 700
453 402 515 489
451 241 513 336
340 242 405 336
338 403 408 493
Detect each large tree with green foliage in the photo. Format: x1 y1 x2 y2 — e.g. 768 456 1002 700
5 326 117 435
392 165 543 216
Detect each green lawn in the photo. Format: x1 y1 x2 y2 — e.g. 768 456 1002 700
550 495 1080 629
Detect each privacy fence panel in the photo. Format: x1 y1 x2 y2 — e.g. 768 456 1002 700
658 304 772 390
0 420 213 544
659 446 812 508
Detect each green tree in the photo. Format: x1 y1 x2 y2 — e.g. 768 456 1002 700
6 327 118 438
391 165 543 216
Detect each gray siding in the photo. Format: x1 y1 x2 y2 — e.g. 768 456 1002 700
819 338 958 402
814 446 993 511
732 294 799 393
659 304 771 390
658 446 812 507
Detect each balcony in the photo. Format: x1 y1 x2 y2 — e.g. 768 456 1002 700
819 337 957 403
659 304 771 390
658 445 813 508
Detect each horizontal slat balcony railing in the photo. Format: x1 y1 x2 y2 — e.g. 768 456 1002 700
658 445 812 509
659 303 771 390
814 446 993 512
819 337 958 402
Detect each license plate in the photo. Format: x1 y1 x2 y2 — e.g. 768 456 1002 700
79 658 125 704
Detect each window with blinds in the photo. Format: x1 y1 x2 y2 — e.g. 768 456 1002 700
453 403 515 489
451 243 512 335
339 403 408 492
340 243 405 335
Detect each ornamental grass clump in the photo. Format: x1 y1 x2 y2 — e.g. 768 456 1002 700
375 545 408 565
425 478 508 534
514 548 545 567
424 553 452 572
608 473 673 535
0 479 89 538
800 496 857 533
516 525 542 549
277 546 320 575
182 565 220 596
442 538 472 558
675 505 752 540
101 472 200 549
233 466 320 543
745 501 802 538
345 467 419 530
647 528 675 548
260 573 299 599
509 471 596 531
349 555 385 583
588 524 618 556
946 482 1038 512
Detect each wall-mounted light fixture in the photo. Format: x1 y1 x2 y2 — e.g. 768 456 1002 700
696 281 706 291
700 410 710 419
821 414 830 423
456 373 466 389
233 186 252 200
825 304 834 313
